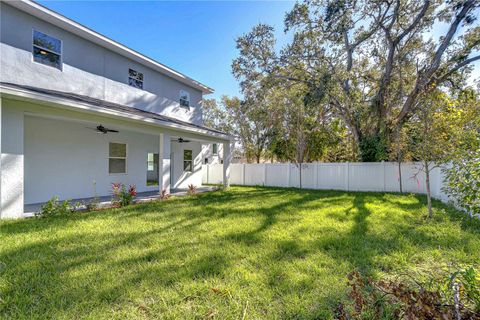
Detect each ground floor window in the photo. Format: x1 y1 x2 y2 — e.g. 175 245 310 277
184 150 193 172
109 142 127 174
146 153 159 186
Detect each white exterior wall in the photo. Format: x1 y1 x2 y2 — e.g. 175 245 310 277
202 143 223 164
171 140 203 189
0 2 204 125
0 103 24 218
24 115 161 203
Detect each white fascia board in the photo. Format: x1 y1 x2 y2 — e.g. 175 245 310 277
6 0 214 94
0 85 232 141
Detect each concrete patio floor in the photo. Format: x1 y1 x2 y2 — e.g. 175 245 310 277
24 186 217 217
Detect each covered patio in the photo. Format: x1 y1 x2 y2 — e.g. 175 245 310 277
0 82 233 219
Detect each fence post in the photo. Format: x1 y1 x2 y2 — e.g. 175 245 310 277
346 162 350 191
242 163 246 185
287 163 291 188
382 161 386 192
264 163 267 186
314 163 318 189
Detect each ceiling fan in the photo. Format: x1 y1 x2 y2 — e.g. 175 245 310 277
86 124 119 134
177 137 191 143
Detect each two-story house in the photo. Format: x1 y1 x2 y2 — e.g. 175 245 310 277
0 0 232 219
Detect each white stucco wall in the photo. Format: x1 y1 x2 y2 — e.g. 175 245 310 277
171 141 203 189
0 97 220 210
202 143 224 164
24 115 162 204
0 2 204 125
0 103 24 218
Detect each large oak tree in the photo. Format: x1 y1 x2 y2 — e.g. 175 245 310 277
232 0 480 161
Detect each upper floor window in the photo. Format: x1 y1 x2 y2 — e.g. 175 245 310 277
212 143 218 155
33 30 62 70
128 68 143 89
179 90 190 108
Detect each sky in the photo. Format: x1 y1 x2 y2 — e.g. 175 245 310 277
38 1 478 99
38 0 296 99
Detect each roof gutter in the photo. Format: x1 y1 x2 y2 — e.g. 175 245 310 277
0 84 233 141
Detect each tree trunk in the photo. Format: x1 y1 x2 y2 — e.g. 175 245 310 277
424 160 432 219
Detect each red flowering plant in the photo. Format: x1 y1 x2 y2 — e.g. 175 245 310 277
111 183 136 207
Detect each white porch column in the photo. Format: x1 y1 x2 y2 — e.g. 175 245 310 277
0 105 24 219
159 133 171 194
223 141 231 188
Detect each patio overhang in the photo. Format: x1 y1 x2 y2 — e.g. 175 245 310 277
0 82 233 142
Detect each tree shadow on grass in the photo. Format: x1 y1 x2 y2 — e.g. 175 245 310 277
221 189 331 246
1 187 479 319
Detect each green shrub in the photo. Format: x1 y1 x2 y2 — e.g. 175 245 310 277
443 148 480 217
38 196 72 217
111 183 137 207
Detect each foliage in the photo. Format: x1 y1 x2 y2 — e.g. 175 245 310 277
38 196 72 217
85 198 100 212
445 266 480 314
390 88 479 217
228 95 276 163
159 189 171 200
204 95 276 163
2 187 479 318
202 98 233 134
359 135 388 162
443 147 480 217
441 89 480 217
335 267 480 319
111 183 137 207
187 184 197 195
232 0 480 161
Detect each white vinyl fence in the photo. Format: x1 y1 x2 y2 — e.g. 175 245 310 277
202 162 449 202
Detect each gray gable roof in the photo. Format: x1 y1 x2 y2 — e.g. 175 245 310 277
1 82 227 136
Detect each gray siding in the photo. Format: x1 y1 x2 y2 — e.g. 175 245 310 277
0 2 204 125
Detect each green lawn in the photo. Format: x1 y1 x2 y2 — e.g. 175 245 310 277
1 186 479 319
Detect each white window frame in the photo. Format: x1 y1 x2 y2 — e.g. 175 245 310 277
32 29 63 71
147 152 156 171
108 142 128 175
128 68 144 90
179 90 190 109
183 149 193 172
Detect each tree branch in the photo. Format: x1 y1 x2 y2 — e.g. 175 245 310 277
436 55 480 84
395 0 477 128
